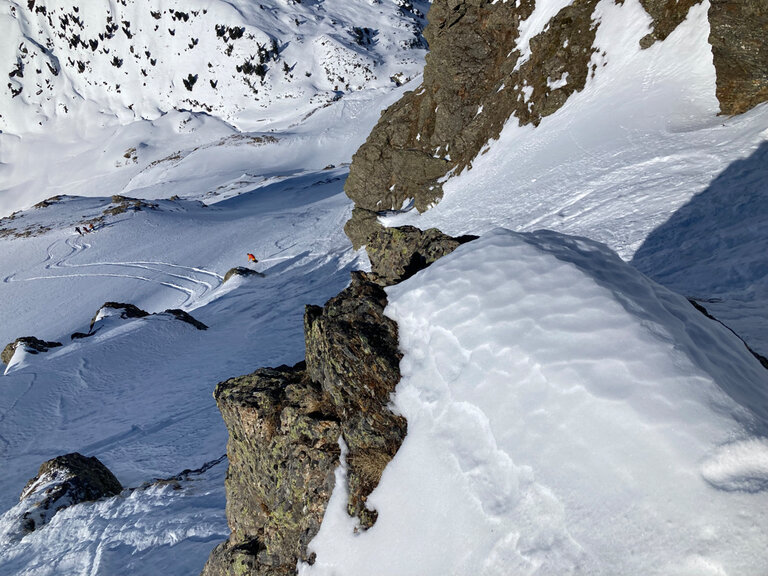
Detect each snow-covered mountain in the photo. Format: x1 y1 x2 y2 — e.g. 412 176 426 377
0 0 429 217
2 0 768 574
2 0 427 133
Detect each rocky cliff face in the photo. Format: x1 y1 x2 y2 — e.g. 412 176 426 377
203 226 474 576
344 0 768 247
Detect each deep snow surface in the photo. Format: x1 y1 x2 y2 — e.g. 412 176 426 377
304 230 768 575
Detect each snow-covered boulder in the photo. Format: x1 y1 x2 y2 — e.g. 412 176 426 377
89 302 149 331
1 336 61 366
10 453 121 538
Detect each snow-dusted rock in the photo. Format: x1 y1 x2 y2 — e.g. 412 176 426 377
16 453 121 537
1 336 61 366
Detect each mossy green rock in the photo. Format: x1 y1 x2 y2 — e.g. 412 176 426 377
304 271 406 527
365 225 478 286
202 363 340 576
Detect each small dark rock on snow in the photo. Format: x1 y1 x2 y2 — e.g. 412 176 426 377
223 266 264 283
1 336 62 366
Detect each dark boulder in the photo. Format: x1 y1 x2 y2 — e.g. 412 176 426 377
1 336 62 366
223 267 264 283
89 302 149 329
19 452 121 534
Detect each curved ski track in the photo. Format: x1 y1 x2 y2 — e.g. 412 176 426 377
4 237 224 309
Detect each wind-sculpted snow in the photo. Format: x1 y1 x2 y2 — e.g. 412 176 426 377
303 229 768 575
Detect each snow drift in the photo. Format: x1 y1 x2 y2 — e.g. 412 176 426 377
304 229 768 575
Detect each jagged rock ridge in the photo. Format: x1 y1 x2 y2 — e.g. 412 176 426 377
202 226 475 576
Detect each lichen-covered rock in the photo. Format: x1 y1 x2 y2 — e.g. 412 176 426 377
304 271 406 527
205 234 467 574
223 266 264 283
344 0 600 246
1 336 62 366
89 302 149 329
163 308 208 330
202 363 340 576
366 225 478 286
18 452 121 534
709 0 768 115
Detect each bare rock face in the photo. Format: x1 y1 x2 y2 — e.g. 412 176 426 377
637 0 701 48
19 453 121 534
365 225 478 286
709 0 768 115
344 0 600 246
201 364 341 576
205 227 471 575
1 336 62 366
304 271 406 527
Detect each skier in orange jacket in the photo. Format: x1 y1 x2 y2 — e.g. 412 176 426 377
247 253 258 263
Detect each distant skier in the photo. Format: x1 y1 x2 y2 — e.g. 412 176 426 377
75 226 83 235
247 253 258 264
87 223 95 232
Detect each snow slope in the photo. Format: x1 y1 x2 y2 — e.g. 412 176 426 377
382 0 768 354
304 229 768 576
0 0 429 217
0 166 362 574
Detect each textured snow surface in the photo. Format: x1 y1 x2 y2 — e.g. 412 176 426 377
304 230 768 575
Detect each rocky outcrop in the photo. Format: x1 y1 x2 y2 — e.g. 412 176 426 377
202 364 340 576
1 336 62 366
365 225 478 285
304 271 405 527
18 453 121 534
344 0 768 245
344 0 601 246
205 226 473 575
637 0 701 48
223 266 264 283
163 308 208 330
709 0 768 115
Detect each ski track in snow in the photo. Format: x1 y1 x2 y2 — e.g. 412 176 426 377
5 237 224 308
